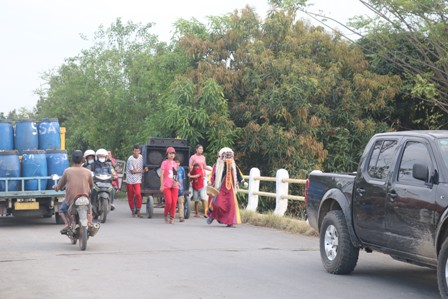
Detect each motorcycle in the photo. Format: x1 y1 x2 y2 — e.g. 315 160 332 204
92 173 114 223
64 194 100 251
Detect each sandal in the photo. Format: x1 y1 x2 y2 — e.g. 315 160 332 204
60 226 70 234
169 217 175 224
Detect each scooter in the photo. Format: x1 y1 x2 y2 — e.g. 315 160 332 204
92 173 113 223
64 194 100 251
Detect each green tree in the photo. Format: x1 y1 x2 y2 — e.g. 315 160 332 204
289 0 448 128
36 19 169 158
172 6 400 175
35 5 402 177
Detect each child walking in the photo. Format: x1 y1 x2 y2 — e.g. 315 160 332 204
188 163 207 217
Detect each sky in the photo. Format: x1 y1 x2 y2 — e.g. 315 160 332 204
0 0 371 115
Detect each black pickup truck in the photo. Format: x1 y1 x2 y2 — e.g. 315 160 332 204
305 131 448 298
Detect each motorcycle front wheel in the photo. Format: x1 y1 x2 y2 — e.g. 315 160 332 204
79 226 88 251
99 198 108 223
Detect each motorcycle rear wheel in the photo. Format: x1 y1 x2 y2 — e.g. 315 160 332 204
79 226 88 251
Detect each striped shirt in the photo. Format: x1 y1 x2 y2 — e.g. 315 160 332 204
126 154 144 184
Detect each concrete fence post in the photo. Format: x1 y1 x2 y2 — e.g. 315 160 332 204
246 167 260 212
274 168 289 216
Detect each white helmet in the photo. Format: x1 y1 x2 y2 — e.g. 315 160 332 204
95 148 108 158
84 149 95 158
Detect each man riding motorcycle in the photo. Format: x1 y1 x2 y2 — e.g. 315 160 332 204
90 148 117 211
53 150 94 233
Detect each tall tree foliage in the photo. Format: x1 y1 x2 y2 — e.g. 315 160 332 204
36 19 175 158
35 6 402 176
289 0 448 128
354 0 448 114
173 6 400 175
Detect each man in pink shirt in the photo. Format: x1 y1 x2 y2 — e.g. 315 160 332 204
189 144 211 216
189 144 209 172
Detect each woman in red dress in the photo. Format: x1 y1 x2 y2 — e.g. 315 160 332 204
207 147 246 227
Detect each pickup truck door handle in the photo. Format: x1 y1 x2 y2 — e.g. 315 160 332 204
356 188 366 196
388 191 398 202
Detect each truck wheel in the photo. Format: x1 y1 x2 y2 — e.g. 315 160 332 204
320 210 359 274
437 238 448 298
146 196 154 218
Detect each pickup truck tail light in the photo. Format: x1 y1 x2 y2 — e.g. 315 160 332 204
304 178 310 205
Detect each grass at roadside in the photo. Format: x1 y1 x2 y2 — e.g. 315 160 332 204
240 209 318 237
117 194 318 236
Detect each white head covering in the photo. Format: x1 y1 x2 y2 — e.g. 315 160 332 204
218 147 233 160
214 147 237 192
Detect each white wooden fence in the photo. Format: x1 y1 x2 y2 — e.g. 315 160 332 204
238 167 306 216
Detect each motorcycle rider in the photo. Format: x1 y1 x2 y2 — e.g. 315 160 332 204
90 148 117 211
83 149 96 170
53 150 94 233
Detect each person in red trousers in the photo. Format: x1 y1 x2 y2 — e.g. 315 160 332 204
160 146 179 224
125 145 148 218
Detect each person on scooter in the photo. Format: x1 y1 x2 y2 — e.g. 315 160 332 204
90 148 118 211
107 150 120 192
83 149 96 170
53 150 94 233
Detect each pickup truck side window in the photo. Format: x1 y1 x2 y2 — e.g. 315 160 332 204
398 141 431 185
368 139 398 180
438 139 448 169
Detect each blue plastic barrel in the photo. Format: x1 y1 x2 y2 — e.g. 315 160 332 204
46 149 69 189
38 118 61 150
0 150 20 192
0 121 14 150
22 150 47 191
14 119 38 155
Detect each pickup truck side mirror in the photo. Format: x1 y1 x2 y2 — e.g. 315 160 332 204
413 163 428 181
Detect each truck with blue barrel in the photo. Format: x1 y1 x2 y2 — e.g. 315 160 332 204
0 119 68 223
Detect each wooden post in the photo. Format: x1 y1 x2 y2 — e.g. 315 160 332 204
246 167 260 211
274 169 288 216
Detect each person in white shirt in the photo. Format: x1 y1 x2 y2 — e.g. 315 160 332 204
126 144 148 218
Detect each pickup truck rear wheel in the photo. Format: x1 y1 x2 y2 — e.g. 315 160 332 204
320 210 359 274
437 238 448 298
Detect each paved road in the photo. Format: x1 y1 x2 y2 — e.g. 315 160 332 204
0 199 439 299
